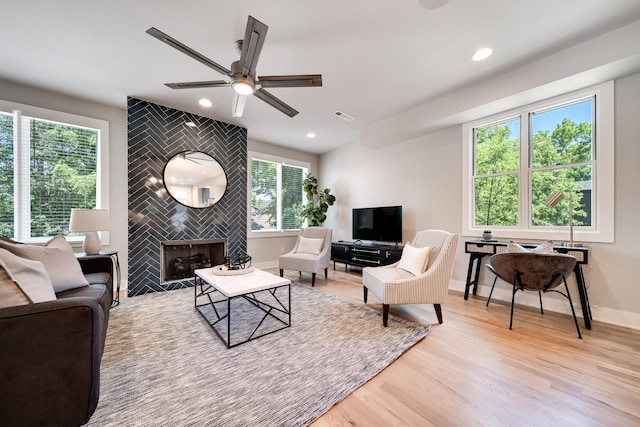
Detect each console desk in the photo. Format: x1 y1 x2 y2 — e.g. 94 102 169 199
464 240 592 329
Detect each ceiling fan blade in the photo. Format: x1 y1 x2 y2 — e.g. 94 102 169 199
232 93 247 117
146 27 232 76
253 88 299 117
238 16 268 77
258 74 323 88
165 80 230 89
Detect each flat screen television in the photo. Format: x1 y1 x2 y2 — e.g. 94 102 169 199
352 206 402 243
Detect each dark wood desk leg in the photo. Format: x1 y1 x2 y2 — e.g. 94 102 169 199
465 254 481 300
472 256 483 296
464 256 474 300
464 254 487 300
573 264 592 330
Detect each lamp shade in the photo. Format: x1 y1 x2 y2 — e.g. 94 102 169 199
69 209 111 232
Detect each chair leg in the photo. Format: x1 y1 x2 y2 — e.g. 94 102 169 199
324 268 328 279
434 304 443 324
363 286 368 303
311 272 316 287
563 276 583 339
486 276 498 307
279 269 283 277
509 283 518 330
382 304 389 327
539 291 544 314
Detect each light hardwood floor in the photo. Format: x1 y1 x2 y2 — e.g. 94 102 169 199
272 267 640 427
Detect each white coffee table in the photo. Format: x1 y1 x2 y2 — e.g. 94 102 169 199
194 268 291 348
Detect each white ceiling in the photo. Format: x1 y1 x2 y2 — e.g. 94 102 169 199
2 0 640 154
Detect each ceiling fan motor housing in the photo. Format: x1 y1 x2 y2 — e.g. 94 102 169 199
230 60 255 94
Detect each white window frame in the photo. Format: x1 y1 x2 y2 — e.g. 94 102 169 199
462 81 614 243
247 151 309 238
0 99 110 244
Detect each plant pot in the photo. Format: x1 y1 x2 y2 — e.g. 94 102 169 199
483 232 492 240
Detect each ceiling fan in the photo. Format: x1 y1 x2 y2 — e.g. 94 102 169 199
146 16 322 118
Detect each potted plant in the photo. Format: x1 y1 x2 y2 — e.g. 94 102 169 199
483 229 493 240
300 174 336 226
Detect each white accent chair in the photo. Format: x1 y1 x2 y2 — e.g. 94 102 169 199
279 227 332 287
362 229 459 326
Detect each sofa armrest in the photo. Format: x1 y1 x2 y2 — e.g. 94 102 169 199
0 297 105 426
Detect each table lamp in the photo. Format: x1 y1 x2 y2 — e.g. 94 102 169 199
69 209 111 254
544 191 575 247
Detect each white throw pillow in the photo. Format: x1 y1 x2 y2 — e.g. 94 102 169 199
296 236 325 255
396 243 432 276
0 248 56 307
507 240 554 254
0 235 89 293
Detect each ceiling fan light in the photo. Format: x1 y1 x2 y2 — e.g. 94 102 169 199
232 79 255 95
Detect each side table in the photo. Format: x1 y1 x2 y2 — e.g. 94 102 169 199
76 251 122 307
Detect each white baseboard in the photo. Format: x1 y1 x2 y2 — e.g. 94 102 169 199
253 260 279 270
449 279 640 331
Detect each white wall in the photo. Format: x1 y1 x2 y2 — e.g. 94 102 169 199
319 72 640 329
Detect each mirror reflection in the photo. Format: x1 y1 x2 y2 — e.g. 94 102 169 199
163 151 227 208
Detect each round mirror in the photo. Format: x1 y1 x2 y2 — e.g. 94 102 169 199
163 151 227 208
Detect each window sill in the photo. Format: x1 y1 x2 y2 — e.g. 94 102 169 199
248 230 300 239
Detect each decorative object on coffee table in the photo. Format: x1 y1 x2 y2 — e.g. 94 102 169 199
482 229 493 240
211 265 255 276
225 251 252 270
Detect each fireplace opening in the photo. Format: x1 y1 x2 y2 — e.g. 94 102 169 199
161 239 226 283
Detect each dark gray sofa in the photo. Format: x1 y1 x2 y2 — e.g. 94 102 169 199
0 250 112 427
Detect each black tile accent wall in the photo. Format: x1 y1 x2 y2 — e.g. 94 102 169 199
127 97 247 296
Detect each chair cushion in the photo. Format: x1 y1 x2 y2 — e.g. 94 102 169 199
396 243 432 276
507 240 554 254
0 248 56 307
296 236 324 255
367 266 416 283
0 236 89 293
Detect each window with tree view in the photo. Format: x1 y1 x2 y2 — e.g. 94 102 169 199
0 103 107 242
250 154 308 233
470 96 600 234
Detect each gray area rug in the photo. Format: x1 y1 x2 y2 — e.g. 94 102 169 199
89 284 430 426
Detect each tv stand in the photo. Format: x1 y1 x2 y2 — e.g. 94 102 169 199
331 241 403 270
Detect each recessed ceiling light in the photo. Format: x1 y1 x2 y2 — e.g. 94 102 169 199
307 132 316 138
199 99 212 107
472 47 493 61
